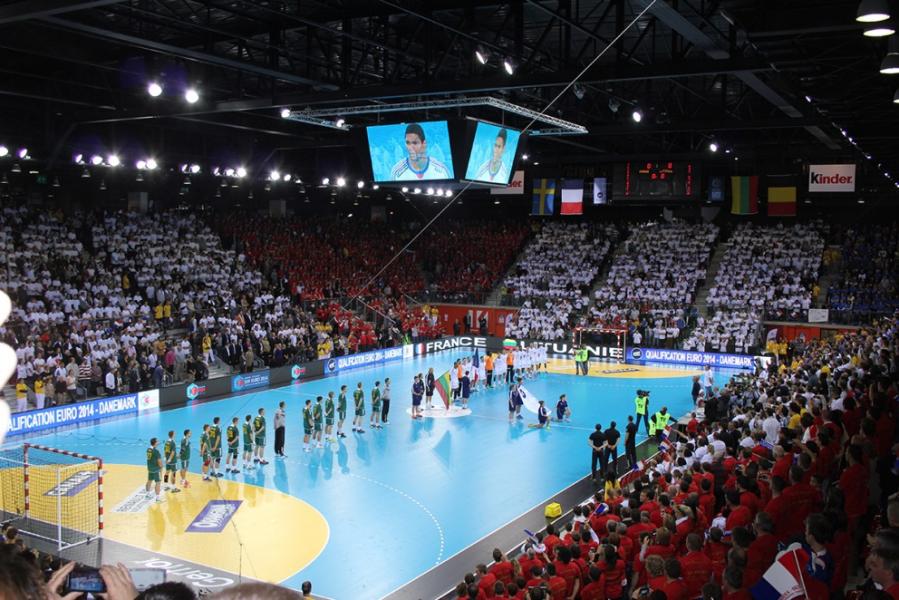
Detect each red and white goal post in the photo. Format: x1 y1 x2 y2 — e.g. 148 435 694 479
572 324 629 363
0 443 103 550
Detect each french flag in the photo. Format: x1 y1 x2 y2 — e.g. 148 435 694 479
659 438 673 453
750 545 809 600
560 179 584 215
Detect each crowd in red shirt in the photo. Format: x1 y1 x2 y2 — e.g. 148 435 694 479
448 316 899 600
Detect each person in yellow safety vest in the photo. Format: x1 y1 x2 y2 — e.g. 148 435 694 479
634 389 650 434
654 406 670 441
580 346 590 376
647 412 657 438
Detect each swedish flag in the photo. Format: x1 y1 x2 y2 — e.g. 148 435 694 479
531 178 555 216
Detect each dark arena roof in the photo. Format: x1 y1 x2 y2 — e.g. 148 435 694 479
0 0 897 208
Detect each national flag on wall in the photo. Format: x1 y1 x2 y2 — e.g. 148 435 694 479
767 185 797 217
560 179 584 215
593 177 608 205
433 370 453 409
531 178 556 216
730 176 759 215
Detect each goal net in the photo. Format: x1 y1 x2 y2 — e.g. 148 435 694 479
573 325 628 363
0 443 103 550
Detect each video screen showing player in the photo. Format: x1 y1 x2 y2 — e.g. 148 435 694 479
464 121 521 184
366 121 455 182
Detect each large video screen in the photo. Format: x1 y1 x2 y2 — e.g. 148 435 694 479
613 161 696 200
366 121 455 182
463 121 522 185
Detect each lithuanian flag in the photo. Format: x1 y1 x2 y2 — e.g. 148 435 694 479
767 186 797 217
730 176 759 215
433 370 453 409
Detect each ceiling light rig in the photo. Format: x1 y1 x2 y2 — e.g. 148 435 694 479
857 0 891 22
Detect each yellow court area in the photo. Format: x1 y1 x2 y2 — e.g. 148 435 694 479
103 464 329 583
545 357 703 379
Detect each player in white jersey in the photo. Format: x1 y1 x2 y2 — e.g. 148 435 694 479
389 123 452 181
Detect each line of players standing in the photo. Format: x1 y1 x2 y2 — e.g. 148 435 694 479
143 409 271 502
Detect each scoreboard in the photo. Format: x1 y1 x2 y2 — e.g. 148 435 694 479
613 161 697 201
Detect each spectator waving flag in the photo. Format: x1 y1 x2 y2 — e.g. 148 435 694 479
433 369 453 409
750 545 809 600
560 179 584 215
531 179 556 216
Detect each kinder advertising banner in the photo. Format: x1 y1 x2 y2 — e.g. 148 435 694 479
329 346 406 373
627 347 756 369
231 371 270 393
8 393 139 436
808 164 856 192
490 170 525 195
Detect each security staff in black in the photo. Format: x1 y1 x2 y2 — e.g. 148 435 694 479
634 390 650 434
588 424 607 481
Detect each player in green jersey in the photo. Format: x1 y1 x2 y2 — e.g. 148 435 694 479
313 396 324 449
352 382 366 433
226 417 240 474
253 408 268 465
179 429 191 488
370 381 382 429
145 438 163 502
209 417 223 477
337 385 348 438
199 424 211 481
324 391 336 443
163 430 180 492
302 399 313 452
242 414 255 470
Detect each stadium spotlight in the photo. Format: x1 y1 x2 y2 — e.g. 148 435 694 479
185 88 200 103
475 49 488 64
631 109 643 123
503 58 515 75
73 153 83 164
335 118 346 128
236 166 247 178
322 177 330 185
864 21 895 36
445 190 453 198
372 184 380 190
522 154 529 160
107 155 120 167
894 88 899 103
212 167 222 176
882 53 899 74
17 148 28 159
0 146 8 157
146 158 158 170
91 155 103 166
401 186 409 193
336 176 346 187
136 160 146 170
709 142 719 153
280 108 291 118
283 174 292 182
270 170 280 181
224 168 235 177
413 187 421 194
426 187 435 195
147 82 163 97
357 180 365 189
189 164 201 174
857 0 890 22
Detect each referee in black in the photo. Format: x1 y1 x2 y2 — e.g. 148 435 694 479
274 401 287 457
588 423 607 481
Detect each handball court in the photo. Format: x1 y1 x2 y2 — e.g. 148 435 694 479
5 349 740 599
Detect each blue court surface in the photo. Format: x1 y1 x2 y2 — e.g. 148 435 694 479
19 350 741 599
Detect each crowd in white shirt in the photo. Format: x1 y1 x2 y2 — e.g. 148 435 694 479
504 223 618 340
